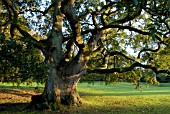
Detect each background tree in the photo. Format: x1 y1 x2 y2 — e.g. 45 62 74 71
0 0 169 110
0 32 48 85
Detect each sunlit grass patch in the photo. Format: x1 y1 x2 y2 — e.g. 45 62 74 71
78 82 170 96
77 94 170 114
1 82 170 113
74 82 170 114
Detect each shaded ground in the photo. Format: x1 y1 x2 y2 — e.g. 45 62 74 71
0 89 36 103
0 89 35 113
0 89 77 114
0 103 29 113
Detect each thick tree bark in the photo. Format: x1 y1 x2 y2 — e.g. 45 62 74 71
31 53 86 109
31 65 84 109
60 76 81 106
31 0 87 110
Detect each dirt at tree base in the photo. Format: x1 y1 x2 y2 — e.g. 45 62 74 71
0 89 37 112
0 89 74 113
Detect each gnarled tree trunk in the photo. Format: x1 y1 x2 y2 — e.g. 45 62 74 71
31 53 86 109
59 76 81 105
31 0 87 110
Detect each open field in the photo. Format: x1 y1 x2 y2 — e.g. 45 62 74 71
0 82 170 114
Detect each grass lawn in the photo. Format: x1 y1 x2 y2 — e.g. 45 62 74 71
0 82 170 114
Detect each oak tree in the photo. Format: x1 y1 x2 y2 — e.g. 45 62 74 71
0 0 169 109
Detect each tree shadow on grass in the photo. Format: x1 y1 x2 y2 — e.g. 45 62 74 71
0 102 170 114
0 103 29 112
0 89 38 113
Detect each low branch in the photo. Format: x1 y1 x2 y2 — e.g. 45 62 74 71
87 62 170 74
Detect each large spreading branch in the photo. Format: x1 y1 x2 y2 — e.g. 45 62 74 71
1 0 169 76
82 24 169 46
1 0 46 50
88 62 170 75
61 0 84 51
88 44 169 75
82 25 149 36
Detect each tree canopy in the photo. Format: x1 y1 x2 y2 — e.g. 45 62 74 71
0 0 170 109
0 33 48 84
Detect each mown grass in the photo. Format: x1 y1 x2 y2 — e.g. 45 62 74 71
0 82 170 114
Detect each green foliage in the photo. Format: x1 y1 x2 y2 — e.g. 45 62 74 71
0 32 48 84
157 73 170 83
81 68 143 85
141 69 160 86
152 49 170 70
